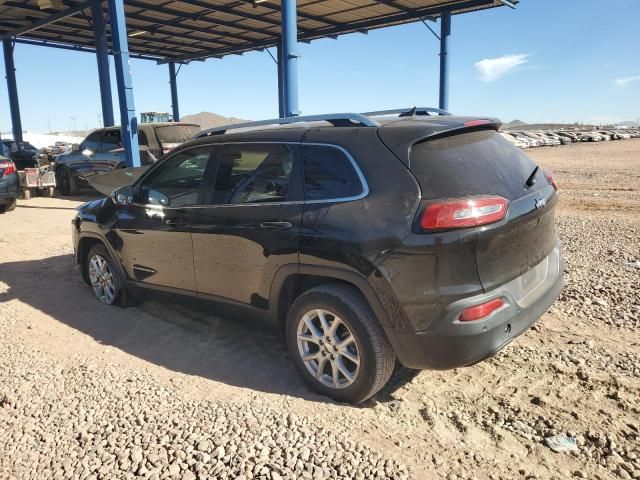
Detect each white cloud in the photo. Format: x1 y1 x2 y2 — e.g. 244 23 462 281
614 75 640 87
475 53 531 82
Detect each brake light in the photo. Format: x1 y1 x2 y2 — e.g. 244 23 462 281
420 196 508 231
459 298 504 322
0 160 16 176
544 169 557 190
464 119 492 127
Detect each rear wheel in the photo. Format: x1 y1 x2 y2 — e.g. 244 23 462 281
56 167 77 196
286 283 395 404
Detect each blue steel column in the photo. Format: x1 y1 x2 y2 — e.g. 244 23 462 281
92 3 114 127
2 40 23 144
438 12 451 112
280 0 299 117
107 0 140 167
168 62 180 121
276 37 285 118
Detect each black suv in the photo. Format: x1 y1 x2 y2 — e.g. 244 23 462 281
72 109 564 404
55 122 200 195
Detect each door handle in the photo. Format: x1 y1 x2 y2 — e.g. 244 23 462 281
165 219 187 227
260 221 293 230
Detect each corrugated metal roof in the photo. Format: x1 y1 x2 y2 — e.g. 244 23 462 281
0 0 515 62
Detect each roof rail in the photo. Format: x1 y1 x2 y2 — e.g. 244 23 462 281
195 113 379 137
361 107 451 117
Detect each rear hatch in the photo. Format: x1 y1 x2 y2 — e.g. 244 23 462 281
381 122 558 291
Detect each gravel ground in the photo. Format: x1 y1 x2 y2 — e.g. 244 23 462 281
0 139 638 480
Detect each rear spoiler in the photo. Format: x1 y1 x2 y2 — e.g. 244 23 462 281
377 117 501 167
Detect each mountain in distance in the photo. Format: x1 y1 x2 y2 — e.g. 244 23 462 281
503 119 527 128
181 112 248 130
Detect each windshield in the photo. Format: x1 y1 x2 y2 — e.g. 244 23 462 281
154 124 201 144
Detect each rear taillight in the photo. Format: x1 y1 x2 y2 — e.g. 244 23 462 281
420 196 508 231
459 298 504 322
0 160 16 176
544 169 557 190
464 119 492 127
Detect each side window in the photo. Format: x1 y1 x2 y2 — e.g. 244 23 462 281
83 131 102 151
100 130 121 150
209 144 294 205
138 130 149 146
138 147 212 208
302 145 363 201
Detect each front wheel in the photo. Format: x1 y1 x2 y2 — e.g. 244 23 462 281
85 244 127 306
286 283 395 404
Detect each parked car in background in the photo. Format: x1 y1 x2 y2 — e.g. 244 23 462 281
0 156 19 213
55 122 201 195
1 139 40 170
521 131 555 146
500 132 529 148
543 132 570 145
509 132 540 147
72 110 563 403
580 132 602 142
556 132 579 143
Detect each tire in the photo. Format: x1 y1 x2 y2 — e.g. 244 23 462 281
56 167 77 196
286 283 395 404
0 198 17 213
84 243 132 307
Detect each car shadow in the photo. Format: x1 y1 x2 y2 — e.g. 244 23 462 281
1 253 414 404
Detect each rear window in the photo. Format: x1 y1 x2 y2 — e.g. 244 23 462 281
154 125 200 144
410 130 540 201
302 145 363 201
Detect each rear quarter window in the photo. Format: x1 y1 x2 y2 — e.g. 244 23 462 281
302 145 363 201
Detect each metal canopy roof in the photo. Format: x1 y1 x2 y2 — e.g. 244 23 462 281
0 0 515 63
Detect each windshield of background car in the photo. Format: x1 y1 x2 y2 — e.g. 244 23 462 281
154 125 201 144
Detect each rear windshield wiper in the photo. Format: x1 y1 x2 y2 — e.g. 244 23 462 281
526 166 539 187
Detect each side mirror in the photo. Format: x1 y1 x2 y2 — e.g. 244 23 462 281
112 185 134 206
146 189 170 207
72 143 80 152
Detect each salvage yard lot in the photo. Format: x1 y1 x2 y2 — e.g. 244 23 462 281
1 139 639 480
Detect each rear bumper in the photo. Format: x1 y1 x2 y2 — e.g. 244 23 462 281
387 244 564 370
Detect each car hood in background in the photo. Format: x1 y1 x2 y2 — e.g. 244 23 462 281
86 166 149 196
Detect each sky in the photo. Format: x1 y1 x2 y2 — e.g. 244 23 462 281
1 0 639 134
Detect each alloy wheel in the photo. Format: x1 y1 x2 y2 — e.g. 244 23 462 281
88 254 117 304
296 309 360 389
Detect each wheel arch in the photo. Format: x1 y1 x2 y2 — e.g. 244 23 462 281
76 233 126 284
269 265 393 331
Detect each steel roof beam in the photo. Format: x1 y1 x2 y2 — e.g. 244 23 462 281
235 0 342 27
13 38 168 61
4 19 204 57
176 0 294 31
3 2 234 52
163 0 496 63
0 0 97 40
123 0 275 41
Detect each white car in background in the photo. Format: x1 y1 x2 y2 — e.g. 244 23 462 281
500 132 529 148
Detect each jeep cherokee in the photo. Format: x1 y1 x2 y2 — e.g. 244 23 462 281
72 108 564 404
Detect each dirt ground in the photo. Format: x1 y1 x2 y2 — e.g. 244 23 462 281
0 139 638 480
